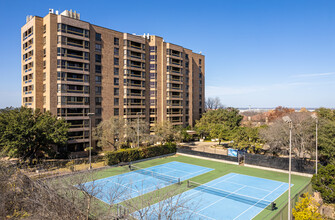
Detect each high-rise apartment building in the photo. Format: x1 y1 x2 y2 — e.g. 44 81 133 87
21 9 205 152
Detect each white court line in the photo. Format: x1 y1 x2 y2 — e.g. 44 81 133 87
246 182 293 220
162 162 213 176
181 167 214 179
233 182 285 220
220 179 273 192
189 209 217 220
183 173 239 200
199 185 247 212
109 180 140 193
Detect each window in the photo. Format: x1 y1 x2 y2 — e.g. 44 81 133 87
185 62 189 68
150 91 157 97
185 54 189 59
95 97 102 105
114 37 119 46
114 108 119 116
95 108 102 116
43 61 46 69
114 47 119 56
114 88 119 96
150 72 157 79
43 84 46 92
43 49 46 57
114 98 119 105
150 82 157 88
95 119 102 125
114 67 119 76
95 76 102 84
199 73 202 78
43 25 46 33
95 54 101 63
95 86 101 95
199 59 202 65
150 99 157 106
150 55 157 61
95 33 101 41
95 44 101 52
150 64 157 70
114 78 119 85
95 65 101 73
43 72 46 81
114 57 119 65
43 36 46 45
149 46 157 52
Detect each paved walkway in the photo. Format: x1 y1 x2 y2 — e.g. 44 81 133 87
180 141 228 155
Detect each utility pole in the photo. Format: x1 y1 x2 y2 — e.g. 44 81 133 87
283 116 293 220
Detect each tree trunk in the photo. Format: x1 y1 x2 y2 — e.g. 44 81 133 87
86 196 91 220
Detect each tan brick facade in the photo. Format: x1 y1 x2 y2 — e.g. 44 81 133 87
21 10 205 152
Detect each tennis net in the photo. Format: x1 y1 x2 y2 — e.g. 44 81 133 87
187 180 276 210
130 165 181 185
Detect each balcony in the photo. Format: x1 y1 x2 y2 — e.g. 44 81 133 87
24 79 33 84
24 57 33 63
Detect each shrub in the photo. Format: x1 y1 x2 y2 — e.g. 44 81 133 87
312 164 335 203
104 143 177 165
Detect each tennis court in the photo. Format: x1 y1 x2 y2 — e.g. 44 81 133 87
80 161 213 204
139 173 291 220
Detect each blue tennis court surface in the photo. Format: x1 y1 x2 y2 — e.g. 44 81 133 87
81 161 213 204
138 173 291 220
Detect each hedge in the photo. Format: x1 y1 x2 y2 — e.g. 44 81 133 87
104 143 177 165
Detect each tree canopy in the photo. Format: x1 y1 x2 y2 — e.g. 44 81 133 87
315 108 335 165
259 112 315 158
195 108 243 140
311 164 335 204
0 107 68 162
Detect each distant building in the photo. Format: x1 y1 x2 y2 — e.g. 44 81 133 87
21 9 205 152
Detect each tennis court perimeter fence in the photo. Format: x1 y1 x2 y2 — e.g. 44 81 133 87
177 147 315 174
268 182 313 220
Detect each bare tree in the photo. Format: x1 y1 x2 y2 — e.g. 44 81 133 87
94 116 151 150
0 160 86 219
124 119 151 147
205 97 224 111
122 182 200 219
260 112 315 158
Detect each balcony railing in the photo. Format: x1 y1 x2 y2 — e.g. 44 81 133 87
124 74 142 78
24 57 33 62
24 45 32 51
68 135 89 140
24 68 32 73
58 112 89 117
67 42 83 48
24 79 32 84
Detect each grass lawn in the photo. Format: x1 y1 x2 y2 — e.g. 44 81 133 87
48 154 311 219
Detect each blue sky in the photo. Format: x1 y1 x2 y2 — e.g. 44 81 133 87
0 0 334 108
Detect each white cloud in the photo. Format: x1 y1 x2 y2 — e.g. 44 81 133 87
291 72 335 78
